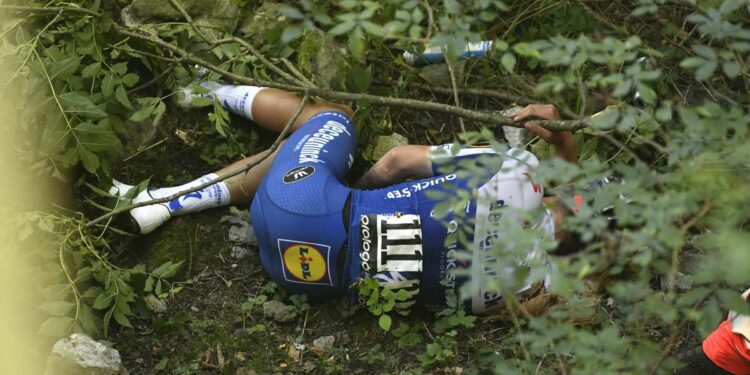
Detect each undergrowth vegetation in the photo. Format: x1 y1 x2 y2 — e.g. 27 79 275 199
2 0 750 373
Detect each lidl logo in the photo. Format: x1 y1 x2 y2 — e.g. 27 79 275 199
278 239 333 286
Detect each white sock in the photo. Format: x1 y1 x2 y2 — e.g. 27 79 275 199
151 173 231 215
196 82 266 120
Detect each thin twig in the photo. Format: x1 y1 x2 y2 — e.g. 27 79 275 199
112 24 588 131
0 5 101 17
666 200 713 293
86 92 310 227
127 65 176 95
212 37 311 87
166 0 212 45
444 50 467 132
278 57 316 87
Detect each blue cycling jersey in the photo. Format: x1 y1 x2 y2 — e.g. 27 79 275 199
250 111 554 314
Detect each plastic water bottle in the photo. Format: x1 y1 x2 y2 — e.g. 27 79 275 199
403 41 493 65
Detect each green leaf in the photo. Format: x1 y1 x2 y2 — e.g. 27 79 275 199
115 85 132 109
279 6 304 20
77 147 100 173
351 65 372 92
59 92 107 119
101 73 115 97
378 314 392 331
694 59 718 81
348 28 365 59
103 307 114 337
281 26 302 43
500 52 516 73
636 83 657 105
39 316 74 337
50 55 82 81
113 309 132 328
92 293 114 310
121 73 140 88
329 21 355 36
591 106 620 129
722 61 740 78
111 62 128 76
81 62 102 78
679 57 704 69
144 276 154 292
40 301 76 317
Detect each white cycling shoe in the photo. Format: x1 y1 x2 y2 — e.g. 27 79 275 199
109 180 172 235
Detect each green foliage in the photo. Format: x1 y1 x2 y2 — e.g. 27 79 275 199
7 0 750 373
17 212 182 339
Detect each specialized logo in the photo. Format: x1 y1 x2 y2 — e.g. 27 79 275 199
278 239 333 286
168 190 203 211
283 166 316 184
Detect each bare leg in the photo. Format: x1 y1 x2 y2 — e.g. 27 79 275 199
250 88 352 133
216 142 283 206
114 87 352 234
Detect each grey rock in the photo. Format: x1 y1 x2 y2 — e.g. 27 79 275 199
121 0 239 30
500 106 529 149
238 3 286 41
312 335 335 351
45 334 128 375
222 209 257 260
263 300 297 323
298 30 348 89
230 245 251 260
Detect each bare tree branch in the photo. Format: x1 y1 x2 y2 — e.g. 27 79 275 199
0 5 101 17
113 24 589 131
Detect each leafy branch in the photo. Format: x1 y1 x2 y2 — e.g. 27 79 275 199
111 24 588 132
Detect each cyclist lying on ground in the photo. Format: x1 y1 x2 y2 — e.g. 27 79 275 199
110 82 582 315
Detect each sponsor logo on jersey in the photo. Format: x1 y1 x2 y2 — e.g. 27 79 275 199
283 166 316 184
278 239 333 286
297 116 351 164
358 213 424 314
359 214 423 273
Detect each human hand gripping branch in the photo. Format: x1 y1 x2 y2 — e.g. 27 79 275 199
512 104 578 164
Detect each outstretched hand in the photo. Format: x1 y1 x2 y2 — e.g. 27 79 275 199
512 104 577 163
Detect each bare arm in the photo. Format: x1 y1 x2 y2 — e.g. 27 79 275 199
354 145 433 188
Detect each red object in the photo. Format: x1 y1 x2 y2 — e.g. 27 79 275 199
573 194 584 213
703 319 750 375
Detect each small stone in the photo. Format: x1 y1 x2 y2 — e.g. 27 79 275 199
230 245 251 260
287 344 302 362
312 336 335 352
263 301 297 323
190 306 199 313
45 333 128 375
144 294 167 313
